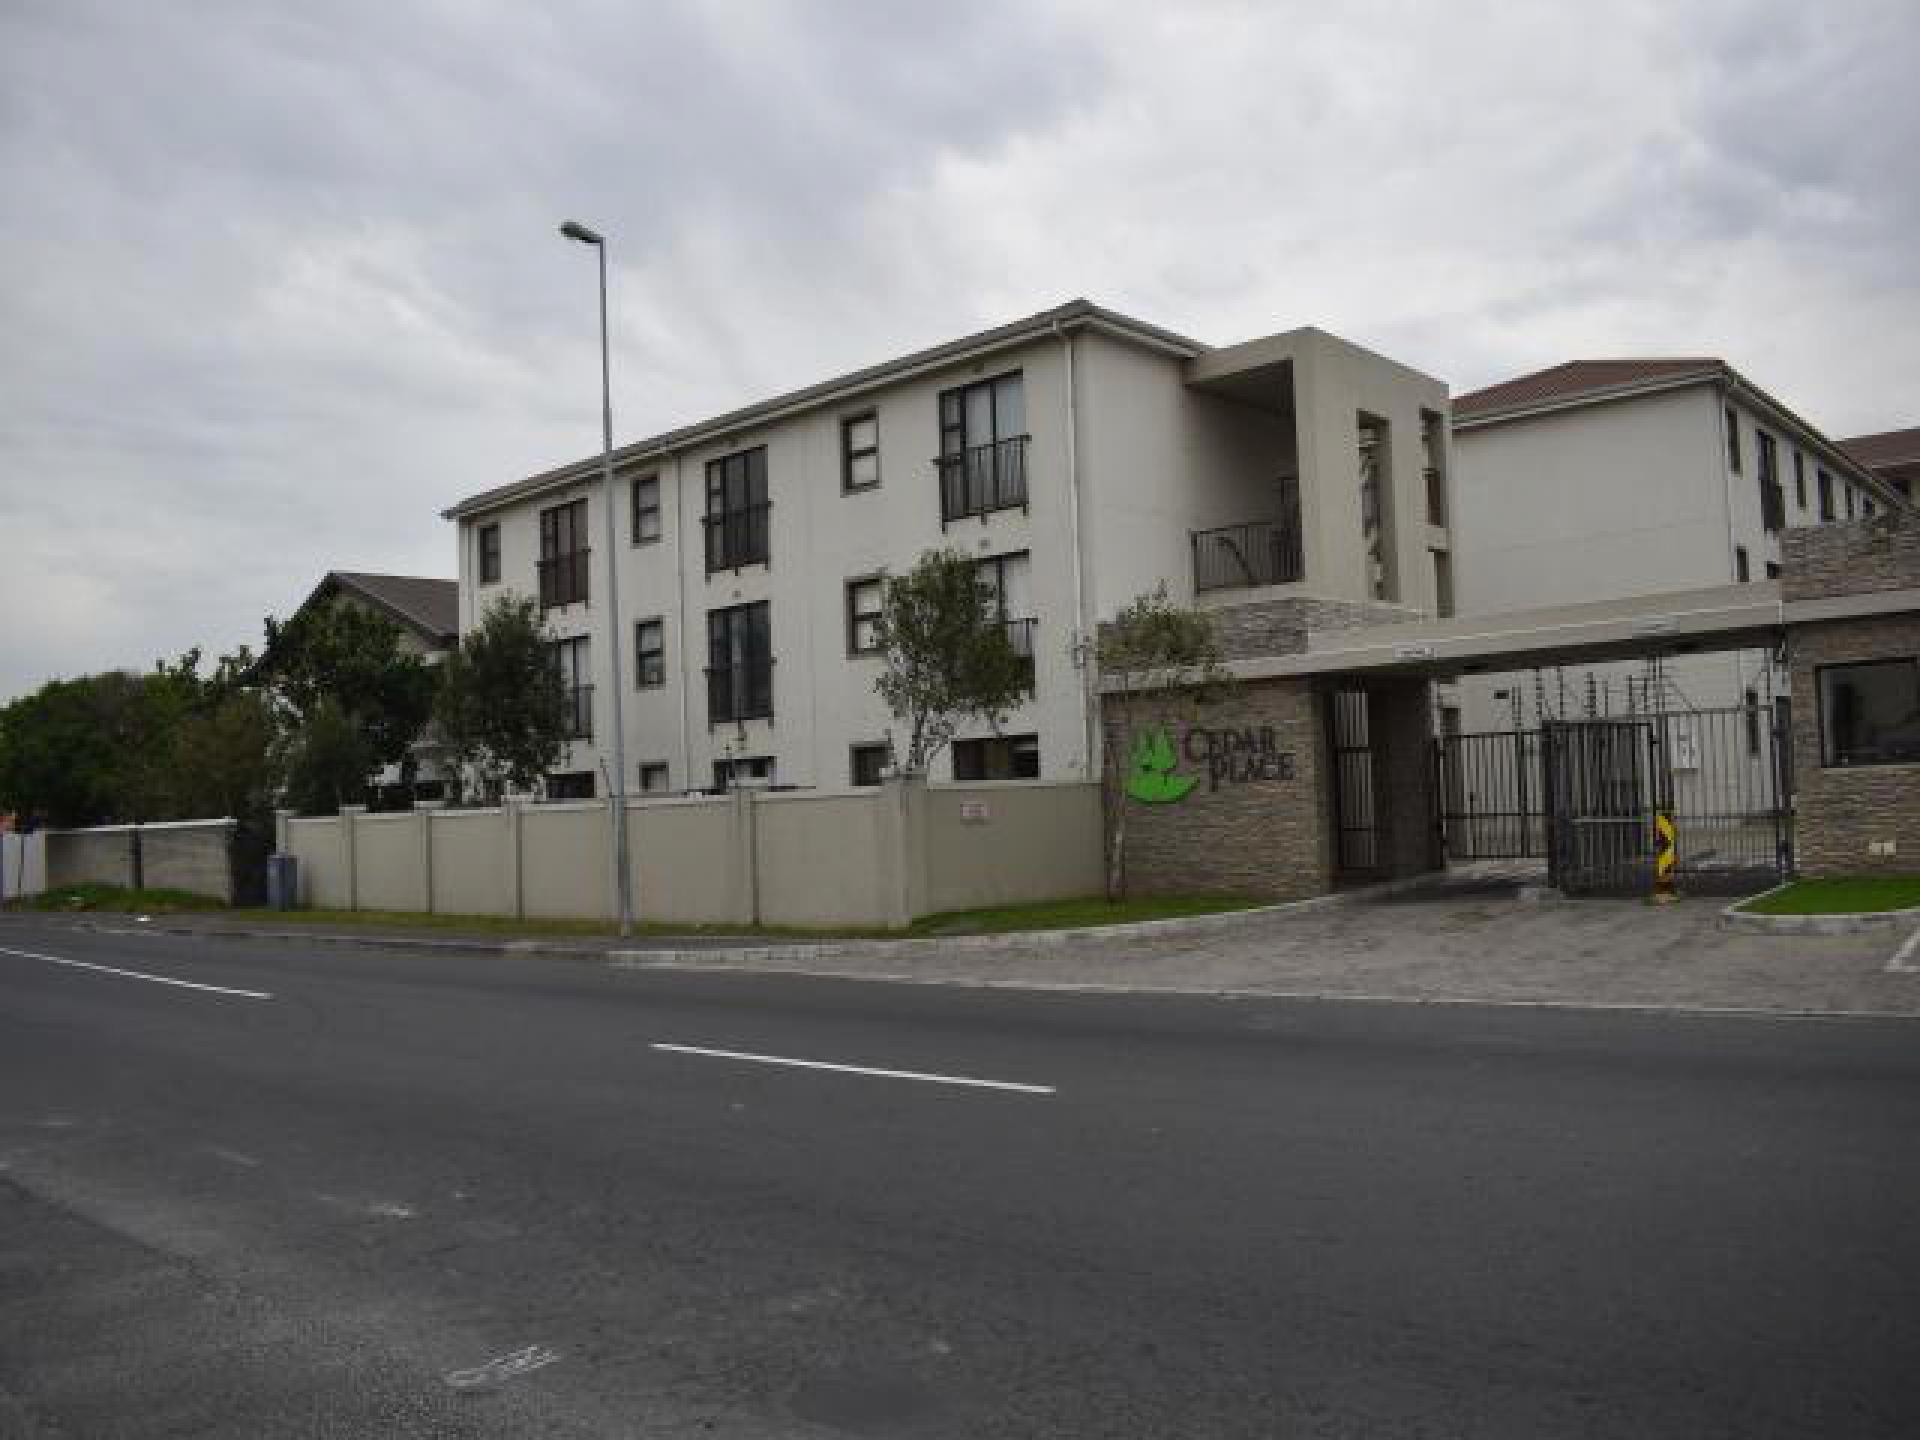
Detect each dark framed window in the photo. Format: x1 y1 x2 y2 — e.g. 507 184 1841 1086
478 523 501 584
1818 469 1836 521
711 755 773 792
631 474 661 544
707 601 773 724
1819 658 1920 767
841 412 880 492
846 575 884 654
550 635 592 739
1793 450 1807 508
937 371 1028 522
704 447 770 572
546 771 595 800
638 762 671 794
1725 408 1742 472
976 551 1036 686
1765 561 1781 579
1734 546 1750 583
953 733 1040 781
1864 494 1878 517
634 618 665 688
1756 431 1783 532
1846 486 1857 520
539 498 590 609
1744 688 1761 757
850 743 889 787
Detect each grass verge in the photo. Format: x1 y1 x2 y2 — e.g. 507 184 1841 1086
3 883 228 914
1740 876 1920 916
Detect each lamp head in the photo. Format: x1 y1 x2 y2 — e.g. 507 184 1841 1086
558 219 603 245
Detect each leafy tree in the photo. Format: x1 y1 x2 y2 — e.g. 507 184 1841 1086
433 595 569 802
260 602 435 809
872 548 1033 776
1096 584 1232 899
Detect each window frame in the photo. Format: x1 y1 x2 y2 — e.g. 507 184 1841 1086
952 732 1041 782
634 617 666 689
846 574 885 656
706 600 774 724
841 410 881 493
1793 450 1807 509
638 761 671 794
538 497 591 609
1817 657 1920 768
630 473 661 545
703 446 771 572
849 742 890 787
1734 546 1750 583
477 523 502 585
1725 407 1742 473
1818 469 1836 522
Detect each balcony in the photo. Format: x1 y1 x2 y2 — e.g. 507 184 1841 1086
937 435 1029 524
560 683 594 741
538 549 591 610
704 503 771 574
706 659 774 725
1192 517 1305 593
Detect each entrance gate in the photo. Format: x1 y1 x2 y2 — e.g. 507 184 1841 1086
1434 704 1793 895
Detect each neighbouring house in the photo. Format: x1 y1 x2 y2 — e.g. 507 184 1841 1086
1446 358 1903 733
1840 425 1920 504
442 298 1452 798
286 571 458 805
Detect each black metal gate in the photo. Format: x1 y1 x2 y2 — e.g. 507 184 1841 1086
1434 703 1793 894
1329 688 1381 878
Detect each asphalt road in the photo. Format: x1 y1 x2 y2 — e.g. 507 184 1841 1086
1 919 1916 1438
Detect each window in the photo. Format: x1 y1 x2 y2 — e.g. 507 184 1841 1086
1726 408 1742 472
711 755 774 792
538 498 590 609
976 551 1036 683
1846 486 1857 520
1432 548 1454 617
1358 412 1396 602
478 523 501 584
1794 451 1807 509
1734 546 1750 582
1765 561 1781 579
1756 431 1783 533
707 601 773 723
551 635 592 739
953 733 1040 781
630 474 661 544
841 412 880 492
546 771 595 800
846 576 884 655
634 618 665 688
1744 688 1761 757
1421 409 1447 526
1864 494 1878 517
1818 469 1836 521
1819 659 1920 767
704 447 770 572
937 372 1028 522
850 743 889 787
639 762 671 794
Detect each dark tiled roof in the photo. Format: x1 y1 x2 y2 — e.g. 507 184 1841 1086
1840 426 1920 471
322 572 458 645
1453 358 1724 420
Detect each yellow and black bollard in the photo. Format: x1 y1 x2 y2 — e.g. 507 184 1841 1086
1651 812 1678 905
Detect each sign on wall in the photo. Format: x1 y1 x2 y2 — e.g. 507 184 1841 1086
1125 724 1298 804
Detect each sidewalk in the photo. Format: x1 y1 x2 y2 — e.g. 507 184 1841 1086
12 887 1919 1017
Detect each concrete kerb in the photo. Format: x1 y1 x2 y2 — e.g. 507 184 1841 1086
1720 885 1920 935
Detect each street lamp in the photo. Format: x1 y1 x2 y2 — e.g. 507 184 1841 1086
559 218 634 937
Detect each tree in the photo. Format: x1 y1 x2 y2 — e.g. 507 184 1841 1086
433 595 569 803
872 548 1033 776
259 602 435 809
1096 584 1232 899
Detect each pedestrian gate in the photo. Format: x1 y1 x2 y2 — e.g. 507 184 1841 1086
1434 705 1792 895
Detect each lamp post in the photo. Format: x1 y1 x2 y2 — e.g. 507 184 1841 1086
559 218 634 937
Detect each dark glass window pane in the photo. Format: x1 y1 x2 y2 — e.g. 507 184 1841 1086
1820 660 1920 766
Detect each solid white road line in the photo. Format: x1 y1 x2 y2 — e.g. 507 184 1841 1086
651 1042 1056 1095
0 944 273 1001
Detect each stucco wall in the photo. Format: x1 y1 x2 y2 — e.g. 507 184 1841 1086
518 804 610 921
922 782 1105 915
43 820 236 902
754 791 893 928
631 797 743 924
353 813 425 913
429 809 514 917
1 832 46 902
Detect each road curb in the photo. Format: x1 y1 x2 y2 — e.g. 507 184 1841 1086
1720 892 1920 935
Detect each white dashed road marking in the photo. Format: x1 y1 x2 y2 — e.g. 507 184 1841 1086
0 944 273 1001
1886 928 1920 974
651 1042 1056 1095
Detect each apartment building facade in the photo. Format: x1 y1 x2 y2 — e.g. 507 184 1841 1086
1447 358 1902 729
443 300 1452 798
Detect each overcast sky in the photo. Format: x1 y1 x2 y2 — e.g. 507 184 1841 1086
3 0 1916 700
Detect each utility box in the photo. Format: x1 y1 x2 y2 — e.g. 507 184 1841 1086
265 853 299 911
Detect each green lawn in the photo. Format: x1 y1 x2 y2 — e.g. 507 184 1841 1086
6 885 1269 940
1740 876 1920 916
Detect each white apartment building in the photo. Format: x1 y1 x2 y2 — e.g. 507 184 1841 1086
443 299 1452 798
1447 358 1903 730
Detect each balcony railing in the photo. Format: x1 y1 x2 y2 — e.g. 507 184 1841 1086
937 435 1029 524
1192 517 1305 592
560 683 594 741
705 660 774 725
538 549 591 609
704 503 771 574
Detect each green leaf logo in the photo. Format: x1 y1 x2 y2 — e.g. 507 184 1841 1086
1126 727 1197 804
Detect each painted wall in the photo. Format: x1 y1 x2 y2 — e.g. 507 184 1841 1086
1 831 46 902
40 820 237 902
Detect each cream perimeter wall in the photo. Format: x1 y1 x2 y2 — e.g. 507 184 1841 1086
280 779 1104 930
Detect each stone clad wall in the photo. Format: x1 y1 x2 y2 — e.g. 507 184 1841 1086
1782 513 1920 601
1203 596 1422 662
1790 612 1920 875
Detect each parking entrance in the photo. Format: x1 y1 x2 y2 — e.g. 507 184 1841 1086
1435 704 1792 895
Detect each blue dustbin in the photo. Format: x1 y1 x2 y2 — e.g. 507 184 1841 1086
266 853 299 911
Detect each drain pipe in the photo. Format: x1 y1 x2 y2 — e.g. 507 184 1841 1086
1053 319 1095 780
